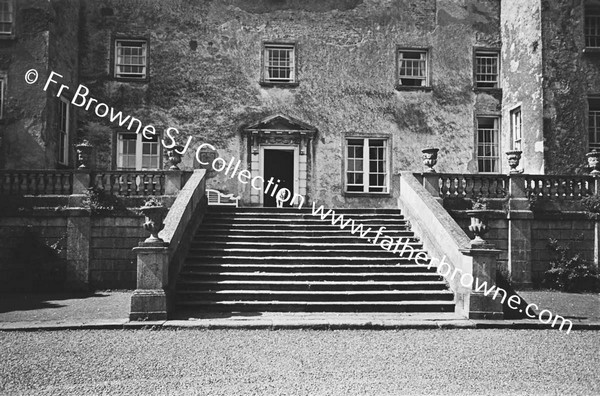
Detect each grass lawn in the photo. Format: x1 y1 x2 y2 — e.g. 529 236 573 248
517 290 600 321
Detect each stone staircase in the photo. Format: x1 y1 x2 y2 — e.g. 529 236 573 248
174 207 455 313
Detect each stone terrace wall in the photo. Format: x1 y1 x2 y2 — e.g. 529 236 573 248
0 214 68 292
452 211 596 287
530 214 595 285
0 210 146 292
90 216 145 289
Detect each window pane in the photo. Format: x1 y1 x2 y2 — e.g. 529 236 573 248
0 0 13 35
475 52 499 88
116 40 147 78
476 117 499 173
264 45 295 83
586 10 600 47
398 50 427 87
589 99 600 151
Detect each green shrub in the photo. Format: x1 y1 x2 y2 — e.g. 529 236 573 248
581 194 600 219
543 238 600 292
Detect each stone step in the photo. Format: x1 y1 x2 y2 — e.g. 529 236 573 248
203 212 406 219
207 207 402 214
175 300 456 313
203 217 408 229
176 289 454 302
175 207 454 314
194 228 413 237
180 264 438 274
187 249 426 259
176 279 448 291
184 254 429 263
189 241 422 250
190 235 420 243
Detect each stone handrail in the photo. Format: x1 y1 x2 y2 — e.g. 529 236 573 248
399 172 502 319
524 174 593 200
130 169 208 320
0 170 74 195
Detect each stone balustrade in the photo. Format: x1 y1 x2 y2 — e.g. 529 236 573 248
417 172 596 202
0 170 74 195
0 169 191 197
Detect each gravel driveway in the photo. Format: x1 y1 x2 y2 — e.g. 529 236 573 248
1 329 598 395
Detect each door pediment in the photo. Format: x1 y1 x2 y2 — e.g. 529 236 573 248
244 114 317 137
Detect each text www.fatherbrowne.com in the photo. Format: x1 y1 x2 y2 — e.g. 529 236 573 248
309 203 573 334
29 68 572 334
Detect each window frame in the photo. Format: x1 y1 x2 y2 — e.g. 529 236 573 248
395 47 431 91
112 37 150 82
476 116 501 174
585 5 600 49
343 136 391 195
115 131 162 170
0 72 6 120
0 0 15 39
260 41 299 87
588 97 600 151
474 48 501 90
58 97 71 166
510 106 522 151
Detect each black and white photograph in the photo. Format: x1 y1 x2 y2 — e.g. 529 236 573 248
1 0 599 394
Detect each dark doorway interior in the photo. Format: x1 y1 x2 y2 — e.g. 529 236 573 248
263 149 294 207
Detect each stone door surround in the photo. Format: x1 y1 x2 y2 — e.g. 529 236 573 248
243 114 317 206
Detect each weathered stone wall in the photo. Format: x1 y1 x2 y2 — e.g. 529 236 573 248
0 215 68 291
76 0 501 207
90 216 145 289
0 0 79 170
540 0 600 174
530 214 595 285
501 0 544 174
0 210 145 291
453 210 596 287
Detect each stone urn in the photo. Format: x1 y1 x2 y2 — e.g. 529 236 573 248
422 148 439 173
75 140 93 169
140 197 167 244
465 210 491 247
166 145 184 170
586 150 600 177
505 150 523 174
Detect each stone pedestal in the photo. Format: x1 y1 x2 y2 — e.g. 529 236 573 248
422 173 443 205
507 174 533 288
460 247 504 320
165 171 183 195
130 244 169 321
72 170 90 194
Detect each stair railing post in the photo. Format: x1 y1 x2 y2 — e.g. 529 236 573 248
130 201 170 321
130 243 170 321
422 173 443 204
165 170 183 195
459 247 503 319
